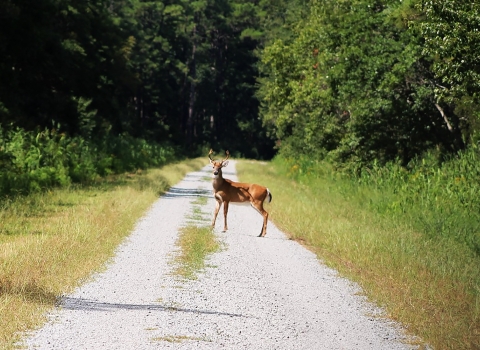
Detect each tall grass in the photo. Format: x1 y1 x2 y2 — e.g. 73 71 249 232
237 152 480 350
0 124 176 196
349 148 480 257
0 158 206 349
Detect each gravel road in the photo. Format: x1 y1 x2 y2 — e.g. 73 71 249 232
20 161 418 350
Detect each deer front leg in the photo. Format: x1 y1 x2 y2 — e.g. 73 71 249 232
212 198 222 229
223 201 229 232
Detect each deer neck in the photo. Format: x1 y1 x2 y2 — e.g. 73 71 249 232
212 169 225 191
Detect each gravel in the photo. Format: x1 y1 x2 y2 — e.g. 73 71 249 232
20 161 419 349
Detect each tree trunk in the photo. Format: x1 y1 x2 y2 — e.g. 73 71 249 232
187 24 197 148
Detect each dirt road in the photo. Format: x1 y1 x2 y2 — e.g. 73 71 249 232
21 161 416 349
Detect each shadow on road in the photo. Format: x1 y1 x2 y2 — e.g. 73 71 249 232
162 187 212 199
60 297 251 318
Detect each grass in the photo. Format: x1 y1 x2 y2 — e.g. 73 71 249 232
0 157 206 349
171 197 221 280
236 158 480 350
151 335 210 343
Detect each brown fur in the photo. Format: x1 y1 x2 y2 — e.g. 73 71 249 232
209 150 272 237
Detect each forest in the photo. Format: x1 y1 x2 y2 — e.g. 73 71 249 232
1 1 480 348
0 0 479 187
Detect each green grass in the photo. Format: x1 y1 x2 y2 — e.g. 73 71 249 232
171 225 221 280
172 197 221 280
0 158 206 349
237 157 480 350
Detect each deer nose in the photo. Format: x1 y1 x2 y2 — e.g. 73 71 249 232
213 170 219 175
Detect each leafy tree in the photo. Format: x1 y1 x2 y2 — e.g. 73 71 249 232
257 0 473 169
0 0 135 136
415 0 480 143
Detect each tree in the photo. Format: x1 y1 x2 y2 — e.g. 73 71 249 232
0 0 135 136
415 0 480 143
257 0 471 169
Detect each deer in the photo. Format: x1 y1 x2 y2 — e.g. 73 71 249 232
208 149 272 237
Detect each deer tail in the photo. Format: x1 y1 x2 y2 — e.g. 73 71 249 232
266 188 272 203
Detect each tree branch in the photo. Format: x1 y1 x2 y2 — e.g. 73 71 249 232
434 103 453 132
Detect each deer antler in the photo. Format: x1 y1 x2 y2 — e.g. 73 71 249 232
223 150 230 162
208 149 215 162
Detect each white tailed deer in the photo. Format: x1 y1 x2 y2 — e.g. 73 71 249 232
208 149 272 237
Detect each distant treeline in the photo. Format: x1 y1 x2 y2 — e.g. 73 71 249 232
1 0 480 169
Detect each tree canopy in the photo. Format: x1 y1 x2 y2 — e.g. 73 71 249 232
258 0 480 169
1 0 480 165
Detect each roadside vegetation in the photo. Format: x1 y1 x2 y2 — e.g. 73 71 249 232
0 158 205 349
0 125 176 196
172 224 221 281
172 196 222 280
237 157 480 350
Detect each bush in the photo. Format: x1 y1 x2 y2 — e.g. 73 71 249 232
273 144 480 257
0 125 176 196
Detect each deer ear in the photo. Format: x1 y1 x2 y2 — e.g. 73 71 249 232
222 160 229 167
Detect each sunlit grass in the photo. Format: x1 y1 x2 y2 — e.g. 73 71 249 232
0 158 206 349
172 223 221 280
237 158 480 350
170 193 221 280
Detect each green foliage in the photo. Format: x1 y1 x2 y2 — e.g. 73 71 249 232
417 2 480 102
0 125 175 196
0 0 278 158
0 0 135 134
356 147 480 256
275 145 480 257
414 1 480 143
257 0 477 167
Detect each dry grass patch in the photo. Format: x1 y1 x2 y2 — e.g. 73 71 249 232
151 335 211 343
0 158 205 349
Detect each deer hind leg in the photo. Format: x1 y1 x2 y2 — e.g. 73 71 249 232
250 200 269 237
223 201 229 232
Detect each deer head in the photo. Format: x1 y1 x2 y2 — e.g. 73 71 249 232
208 149 229 176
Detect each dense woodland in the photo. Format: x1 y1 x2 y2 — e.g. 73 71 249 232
259 0 480 171
0 0 280 160
1 0 480 186
2 2 480 347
